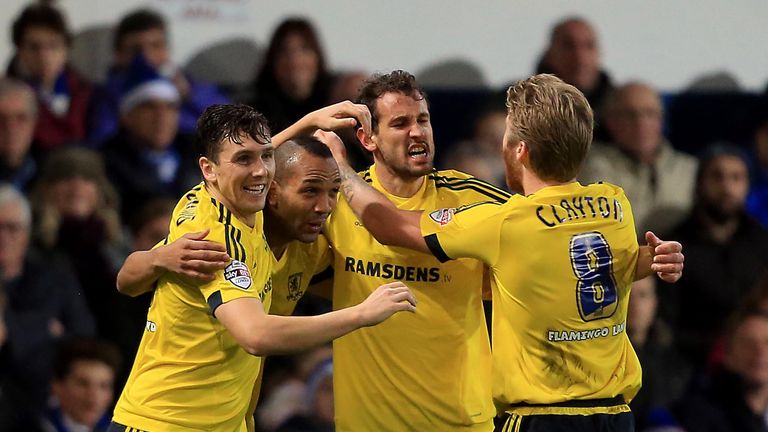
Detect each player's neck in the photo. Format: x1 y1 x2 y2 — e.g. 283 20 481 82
374 163 425 197
205 185 256 228
522 172 571 196
262 212 290 260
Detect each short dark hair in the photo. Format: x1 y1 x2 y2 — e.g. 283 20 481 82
196 104 271 163
114 9 166 51
695 142 750 190
12 4 71 47
356 70 427 132
274 137 335 182
283 136 333 159
52 338 122 381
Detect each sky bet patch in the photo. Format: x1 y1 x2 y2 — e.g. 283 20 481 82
225 260 252 290
428 208 455 226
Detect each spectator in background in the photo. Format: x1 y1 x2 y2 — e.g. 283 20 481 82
250 18 335 132
0 183 95 420
0 77 38 190
42 338 122 432
673 310 768 432
7 3 90 155
442 105 507 188
627 276 690 430
747 100 768 226
88 8 228 145
276 356 334 432
579 82 697 235
29 148 125 345
100 55 199 222
115 198 175 375
535 16 612 140
665 144 768 367
128 198 174 252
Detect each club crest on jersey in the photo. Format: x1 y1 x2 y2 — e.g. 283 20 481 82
287 272 304 301
429 208 456 226
225 260 252 290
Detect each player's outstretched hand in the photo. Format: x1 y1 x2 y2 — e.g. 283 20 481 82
357 282 417 326
645 231 684 283
313 129 347 162
307 100 372 136
156 229 230 281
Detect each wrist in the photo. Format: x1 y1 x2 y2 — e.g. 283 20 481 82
150 247 169 274
349 303 368 328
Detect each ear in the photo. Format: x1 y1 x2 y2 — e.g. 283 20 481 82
199 156 217 184
356 127 377 153
267 180 280 207
516 141 529 163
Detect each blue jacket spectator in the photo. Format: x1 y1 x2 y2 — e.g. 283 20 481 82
87 9 228 146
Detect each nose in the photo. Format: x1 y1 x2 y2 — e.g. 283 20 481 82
315 194 333 214
409 122 426 139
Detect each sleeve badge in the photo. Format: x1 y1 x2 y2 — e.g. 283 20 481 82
225 260 252 290
428 208 456 226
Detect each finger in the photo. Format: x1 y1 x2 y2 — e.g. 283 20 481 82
356 104 372 136
383 281 407 289
184 229 210 241
653 252 685 264
653 241 682 255
184 260 228 273
328 117 358 130
189 240 228 253
404 291 418 306
390 290 418 306
394 302 417 313
386 286 411 296
651 263 683 274
645 231 662 248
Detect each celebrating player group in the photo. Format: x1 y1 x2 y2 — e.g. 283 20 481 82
109 71 684 432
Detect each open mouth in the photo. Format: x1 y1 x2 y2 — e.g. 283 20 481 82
243 184 266 195
408 144 429 159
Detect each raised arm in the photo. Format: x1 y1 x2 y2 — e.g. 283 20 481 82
635 231 684 283
215 281 417 356
313 130 429 254
116 230 230 297
271 100 372 148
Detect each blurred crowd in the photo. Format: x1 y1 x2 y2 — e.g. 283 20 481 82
0 2 766 432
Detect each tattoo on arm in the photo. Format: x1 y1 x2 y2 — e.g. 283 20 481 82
339 164 364 204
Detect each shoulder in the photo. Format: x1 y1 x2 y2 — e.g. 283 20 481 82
430 169 511 203
169 184 220 235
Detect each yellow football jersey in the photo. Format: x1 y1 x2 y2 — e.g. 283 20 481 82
325 165 510 431
422 182 641 416
270 234 332 316
113 183 274 432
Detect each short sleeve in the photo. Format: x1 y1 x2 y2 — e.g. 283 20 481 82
192 222 263 314
420 201 506 266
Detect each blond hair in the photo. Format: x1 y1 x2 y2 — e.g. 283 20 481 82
505 73 593 182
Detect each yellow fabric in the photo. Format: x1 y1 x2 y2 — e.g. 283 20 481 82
325 166 509 431
269 234 332 316
113 183 273 432
246 235 333 428
423 182 642 415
